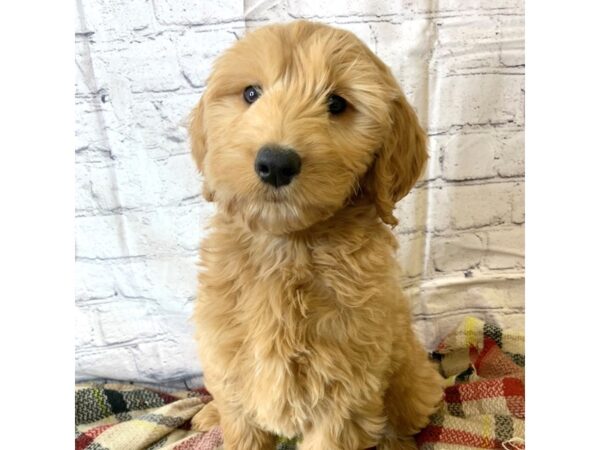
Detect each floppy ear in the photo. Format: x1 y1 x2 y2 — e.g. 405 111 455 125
364 92 428 226
188 97 215 201
189 98 207 172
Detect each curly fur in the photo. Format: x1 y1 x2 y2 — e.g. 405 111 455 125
189 21 443 450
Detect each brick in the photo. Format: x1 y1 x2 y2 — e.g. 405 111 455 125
97 299 165 345
484 226 524 269
177 30 239 88
75 307 96 348
432 232 485 272
425 135 445 181
412 0 523 13
76 347 140 381
153 0 243 25
243 0 288 21
75 1 90 36
132 335 202 381
75 165 96 213
76 255 198 307
127 92 198 160
94 36 184 94
78 0 152 37
411 276 524 319
511 182 524 224
74 98 110 154
394 186 454 233
75 204 207 259
498 16 525 68
75 261 117 302
431 74 524 132
155 154 203 203
445 183 513 230
394 188 428 234
148 91 199 131
75 41 98 97
288 0 403 17
111 256 199 303
370 20 434 110
396 232 426 278
496 130 524 177
75 214 127 259
442 133 498 181
75 163 119 213
428 187 453 232
431 16 500 75
75 62 156 161
371 20 433 65
76 94 200 210
75 153 201 215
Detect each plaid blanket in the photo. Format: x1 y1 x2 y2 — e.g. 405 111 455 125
75 317 524 450
417 317 524 450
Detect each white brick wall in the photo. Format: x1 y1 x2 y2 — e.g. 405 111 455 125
75 0 525 383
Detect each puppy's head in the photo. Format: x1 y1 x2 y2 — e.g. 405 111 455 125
190 21 427 233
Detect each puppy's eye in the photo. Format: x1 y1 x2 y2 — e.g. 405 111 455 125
327 94 347 115
243 86 262 104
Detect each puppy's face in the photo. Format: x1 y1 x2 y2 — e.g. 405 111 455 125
190 21 427 233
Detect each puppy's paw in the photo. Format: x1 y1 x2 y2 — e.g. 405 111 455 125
191 401 220 432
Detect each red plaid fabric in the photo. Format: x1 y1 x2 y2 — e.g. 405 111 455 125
416 317 525 450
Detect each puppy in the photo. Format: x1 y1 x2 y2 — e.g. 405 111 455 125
188 21 443 450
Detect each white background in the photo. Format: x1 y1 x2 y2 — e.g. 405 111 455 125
74 0 525 384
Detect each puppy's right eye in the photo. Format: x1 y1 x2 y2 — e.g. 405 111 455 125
327 94 347 115
243 86 262 104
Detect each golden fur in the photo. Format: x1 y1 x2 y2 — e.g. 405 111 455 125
188 21 443 450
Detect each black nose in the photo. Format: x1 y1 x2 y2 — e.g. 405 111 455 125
254 145 301 188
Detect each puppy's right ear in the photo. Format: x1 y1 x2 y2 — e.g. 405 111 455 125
189 97 215 202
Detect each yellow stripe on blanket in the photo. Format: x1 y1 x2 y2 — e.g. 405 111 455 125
464 316 482 348
482 414 493 441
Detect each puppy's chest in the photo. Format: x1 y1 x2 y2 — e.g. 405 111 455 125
216 246 354 420
202 229 391 433
237 286 344 435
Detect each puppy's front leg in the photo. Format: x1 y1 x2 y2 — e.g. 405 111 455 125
298 401 386 450
219 407 276 450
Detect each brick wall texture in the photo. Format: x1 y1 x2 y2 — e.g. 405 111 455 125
75 0 525 384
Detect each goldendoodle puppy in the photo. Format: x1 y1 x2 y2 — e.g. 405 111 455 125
188 20 443 450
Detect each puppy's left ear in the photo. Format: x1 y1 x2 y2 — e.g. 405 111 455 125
189 97 207 172
364 91 428 226
188 97 215 202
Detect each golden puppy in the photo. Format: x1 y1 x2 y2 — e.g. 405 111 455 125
189 20 443 450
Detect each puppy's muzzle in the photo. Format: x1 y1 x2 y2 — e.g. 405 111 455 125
254 145 301 188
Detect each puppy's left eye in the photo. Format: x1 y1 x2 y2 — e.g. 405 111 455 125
243 86 262 104
327 94 347 115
